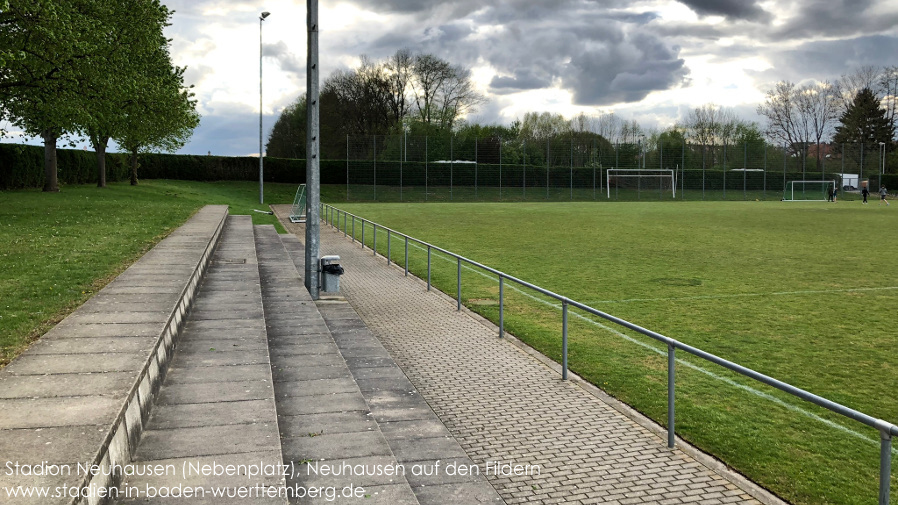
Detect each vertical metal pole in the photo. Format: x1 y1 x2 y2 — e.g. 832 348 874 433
351 216 355 242
450 134 454 201
475 137 478 199
346 134 349 201
562 300 568 380
523 139 527 199
373 223 377 256
425 136 429 202
499 276 504 338
344 212 347 237
783 142 787 194
387 230 391 265
400 132 403 202
427 247 431 291
373 135 377 201
361 221 364 249
404 237 408 277
880 431 892 505
456 257 461 311
546 138 550 200
682 138 686 199
723 141 727 200
259 14 266 205
304 0 320 300
499 138 502 200
570 136 573 200
763 144 767 199
743 142 747 200
668 342 676 448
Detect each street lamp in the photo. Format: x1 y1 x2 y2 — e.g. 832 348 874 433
259 11 270 204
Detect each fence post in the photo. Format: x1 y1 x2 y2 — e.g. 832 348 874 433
352 216 355 243
404 237 408 277
427 246 431 291
400 133 403 202
387 230 391 266
361 221 365 249
456 257 461 311
450 134 454 201
880 430 892 505
344 212 347 237
562 300 568 380
570 136 573 201
499 276 504 338
475 137 478 200
668 342 676 449
425 136 429 202
346 134 350 201
499 137 503 200
373 135 377 201
372 223 377 256
546 138 550 200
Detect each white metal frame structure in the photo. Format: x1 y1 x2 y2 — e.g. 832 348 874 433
289 184 307 223
606 169 676 199
782 180 835 202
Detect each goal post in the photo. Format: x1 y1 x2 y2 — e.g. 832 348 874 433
782 180 835 202
606 169 676 199
289 184 307 223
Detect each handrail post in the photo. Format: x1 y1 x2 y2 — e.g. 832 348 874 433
427 246 432 291
668 342 676 449
387 230 391 266
404 237 409 276
457 257 462 311
499 275 504 338
361 221 365 249
881 430 892 505
562 300 568 380
351 216 355 243
344 212 347 237
373 223 377 256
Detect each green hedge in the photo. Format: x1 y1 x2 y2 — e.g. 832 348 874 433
0 143 347 190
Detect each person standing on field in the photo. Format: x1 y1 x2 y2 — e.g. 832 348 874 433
862 186 870 204
880 186 890 206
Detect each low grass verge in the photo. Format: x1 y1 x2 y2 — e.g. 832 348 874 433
0 179 307 366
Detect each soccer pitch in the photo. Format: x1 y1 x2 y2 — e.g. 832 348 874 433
330 200 897 505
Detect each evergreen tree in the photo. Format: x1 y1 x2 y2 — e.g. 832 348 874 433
832 88 895 151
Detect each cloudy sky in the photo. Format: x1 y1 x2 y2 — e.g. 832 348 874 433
6 0 898 155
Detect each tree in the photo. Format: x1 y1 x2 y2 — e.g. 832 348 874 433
266 94 307 159
832 88 895 161
113 62 200 185
0 0 105 191
879 66 898 141
757 81 839 169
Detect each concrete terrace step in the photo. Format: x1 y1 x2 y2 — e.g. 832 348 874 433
257 226 502 505
0 205 228 505
112 215 285 504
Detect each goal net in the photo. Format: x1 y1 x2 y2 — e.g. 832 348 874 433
289 184 307 223
782 180 835 202
606 169 676 199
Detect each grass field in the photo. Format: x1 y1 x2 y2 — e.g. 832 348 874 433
0 180 306 366
329 200 897 505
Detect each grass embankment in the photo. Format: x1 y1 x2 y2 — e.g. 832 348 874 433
0 180 310 366
330 200 897 505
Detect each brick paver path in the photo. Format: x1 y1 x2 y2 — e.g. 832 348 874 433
315 223 764 505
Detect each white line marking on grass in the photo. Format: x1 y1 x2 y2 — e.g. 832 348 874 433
364 225 897 454
590 286 898 305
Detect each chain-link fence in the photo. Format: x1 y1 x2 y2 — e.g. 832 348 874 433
341 134 891 202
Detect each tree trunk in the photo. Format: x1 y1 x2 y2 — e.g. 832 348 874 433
42 130 59 192
95 136 109 188
130 147 139 185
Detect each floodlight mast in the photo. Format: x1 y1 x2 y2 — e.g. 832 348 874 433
304 0 321 300
259 11 270 204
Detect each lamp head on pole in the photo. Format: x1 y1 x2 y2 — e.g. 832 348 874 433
260 11 270 20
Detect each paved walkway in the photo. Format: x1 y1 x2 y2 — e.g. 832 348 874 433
289 213 769 505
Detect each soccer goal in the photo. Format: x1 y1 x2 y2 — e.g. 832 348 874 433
782 180 835 202
606 169 676 199
289 184 307 223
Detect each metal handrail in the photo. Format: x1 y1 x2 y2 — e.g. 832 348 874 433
321 202 896 504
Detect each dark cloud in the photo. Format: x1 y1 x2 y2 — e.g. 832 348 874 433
676 0 771 22
768 0 898 41
263 41 305 75
489 70 553 93
750 35 898 85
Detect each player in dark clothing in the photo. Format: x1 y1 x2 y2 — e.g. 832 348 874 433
862 186 870 204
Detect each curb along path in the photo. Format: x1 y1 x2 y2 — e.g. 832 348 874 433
301 215 766 505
